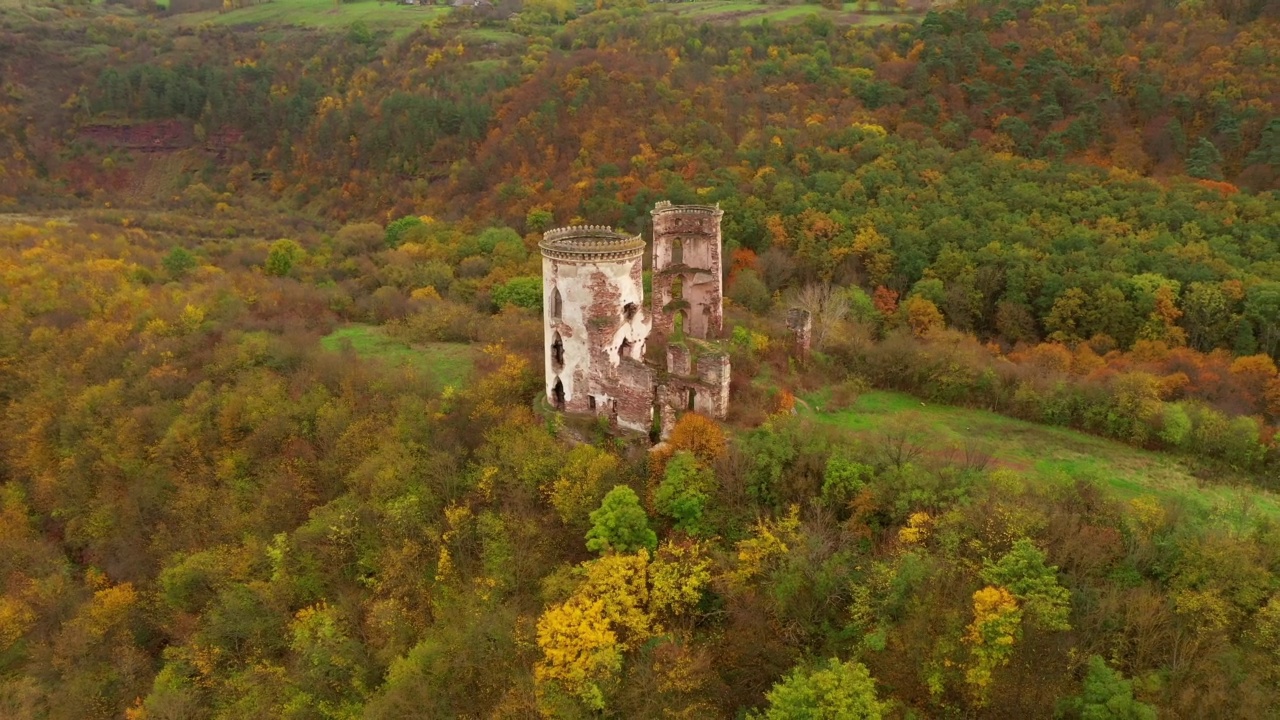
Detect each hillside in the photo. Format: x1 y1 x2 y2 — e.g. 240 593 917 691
1 0 1280 718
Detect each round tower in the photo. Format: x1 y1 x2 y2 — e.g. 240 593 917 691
541 226 650 421
650 202 724 340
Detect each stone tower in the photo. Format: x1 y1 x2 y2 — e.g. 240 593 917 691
541 225 654 432
650 202 724 340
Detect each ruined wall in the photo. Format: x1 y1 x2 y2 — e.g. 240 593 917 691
786 308 813 360
650 202 724 341
694 351 731 419
657 341 730 438
614 359 656 433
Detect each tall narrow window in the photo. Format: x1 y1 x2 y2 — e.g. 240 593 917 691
671 276 683 301
686 388 696 411
551 288 562 319
552 378 565 409
551 332 564 369
588 395 597 411
671 238 683 265
619 338 633 360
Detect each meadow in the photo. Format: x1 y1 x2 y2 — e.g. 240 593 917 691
663 0 918 25
806 389 1280 526
322 323 476 389
165 0 448 32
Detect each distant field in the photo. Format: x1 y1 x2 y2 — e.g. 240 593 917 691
165 0 447 32
162 0 916 31
805 389 1279 526
321 324 475 389
664 0 918 26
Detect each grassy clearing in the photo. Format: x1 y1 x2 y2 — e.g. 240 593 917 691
667 1 917 26
461 27 523 44
805 389 1280 525
167 0 447 32
321 324 475 389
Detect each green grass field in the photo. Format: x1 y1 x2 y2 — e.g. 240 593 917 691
166 0 447 32
805 390 1280 526
665 0 918 26
321 324 476 389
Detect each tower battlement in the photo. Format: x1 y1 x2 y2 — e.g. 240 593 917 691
651 201 722 217
540 225 644 260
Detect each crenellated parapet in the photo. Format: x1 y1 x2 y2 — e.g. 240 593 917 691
651 201 723 217
540 225 645 261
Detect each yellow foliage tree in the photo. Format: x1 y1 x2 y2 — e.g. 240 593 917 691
535 542 712 715
535 595 621 712
730 506 801 586
903 295 945 338
963 586 1022 706
897 511 932 544
545 444 620 527
852 225 896 287
666 412 727 465
0 596 35 652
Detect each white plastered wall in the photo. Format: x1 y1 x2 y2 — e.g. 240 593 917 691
544 255 649 404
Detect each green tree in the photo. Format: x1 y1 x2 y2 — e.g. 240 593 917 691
1187 137 1224 180
1056 655 1156 720
162 246 198 280
1158 403 1192 448
1243 281 1280 356
1046 288 1089 344
384 215 424 248
754 658 885 720
729 268 773 314
526 207 554 233
264 239 302 277
288 602 370 711
980 538 1071 631
655 451 713 535
586 486 657 555
846 286 880 326
477 227 527 264
820 455 872 512
492 276 543 310
1182 281 1230 351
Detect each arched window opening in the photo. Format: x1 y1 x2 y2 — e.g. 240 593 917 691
686 388 696 411
552 378 565 409
671 276 683 301
623 302 637 321
551 332 565 369
619 338 633 360
671 238 683 265
551 288 563 319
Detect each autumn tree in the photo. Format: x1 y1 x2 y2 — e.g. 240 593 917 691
964 586 1022 706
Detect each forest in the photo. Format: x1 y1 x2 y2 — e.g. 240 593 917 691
1 0 1279 717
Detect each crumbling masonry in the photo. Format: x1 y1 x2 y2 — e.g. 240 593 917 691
541 203 731 437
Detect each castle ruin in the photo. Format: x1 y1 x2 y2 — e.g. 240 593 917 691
541 202 731 437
